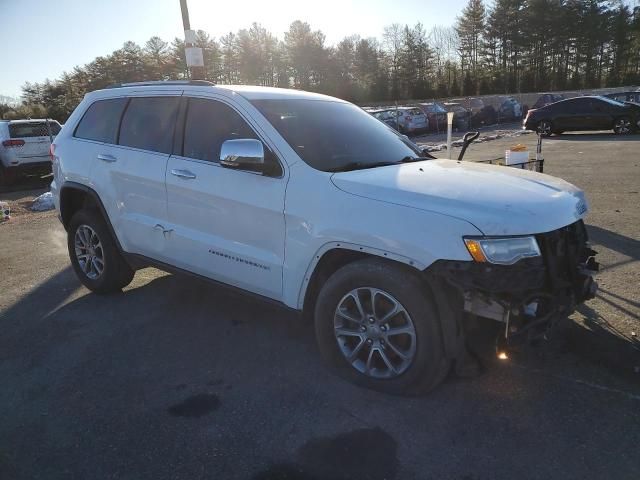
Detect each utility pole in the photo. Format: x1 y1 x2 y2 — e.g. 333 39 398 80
179 0 205 80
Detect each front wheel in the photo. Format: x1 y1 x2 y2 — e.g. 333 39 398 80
613 117 632 135
314 259 450 395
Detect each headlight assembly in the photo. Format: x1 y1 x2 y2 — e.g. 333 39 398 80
464 236 541 265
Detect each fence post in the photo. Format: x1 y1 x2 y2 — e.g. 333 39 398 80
447 112 454 160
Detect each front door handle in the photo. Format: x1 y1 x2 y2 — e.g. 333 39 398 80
97 153 117 163
170 169 196 179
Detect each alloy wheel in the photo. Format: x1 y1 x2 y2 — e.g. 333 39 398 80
614 118 631 134
74 224 105 280
333 287 417 379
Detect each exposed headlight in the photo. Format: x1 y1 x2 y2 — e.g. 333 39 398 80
464 236 541 265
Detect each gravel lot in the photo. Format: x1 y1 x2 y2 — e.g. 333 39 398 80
1 130 639 480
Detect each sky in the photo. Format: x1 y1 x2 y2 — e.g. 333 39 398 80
0 0 469 97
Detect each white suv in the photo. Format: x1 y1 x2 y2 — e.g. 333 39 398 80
0 119 61 185
51 81 598 394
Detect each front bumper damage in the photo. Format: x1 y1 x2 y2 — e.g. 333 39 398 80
432 220 599 353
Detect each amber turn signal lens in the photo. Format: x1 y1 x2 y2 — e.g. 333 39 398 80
464 239 487 263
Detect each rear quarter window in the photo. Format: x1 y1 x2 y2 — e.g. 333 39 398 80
75 98 128 144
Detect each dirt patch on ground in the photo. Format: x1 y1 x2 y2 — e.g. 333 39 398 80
0 188 54 225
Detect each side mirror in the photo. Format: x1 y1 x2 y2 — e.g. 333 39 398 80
220 139 265 172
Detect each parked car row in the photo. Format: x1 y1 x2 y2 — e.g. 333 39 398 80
366 96 527 134
366 107 429 134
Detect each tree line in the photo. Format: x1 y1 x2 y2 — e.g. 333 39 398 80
2 0 639 122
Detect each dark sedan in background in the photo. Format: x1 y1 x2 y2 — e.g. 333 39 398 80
523 95 640 136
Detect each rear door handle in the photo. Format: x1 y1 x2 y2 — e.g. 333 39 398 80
171 169 196 180
97 153 117 163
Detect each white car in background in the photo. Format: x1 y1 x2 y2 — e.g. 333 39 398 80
393 106 429 134
0 119 61 185
50 81 598 395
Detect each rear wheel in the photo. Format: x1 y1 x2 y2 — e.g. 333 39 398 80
314 258 450 395
0 166 16 187
537 120 553 137
613 117 632 135
67 209 134 293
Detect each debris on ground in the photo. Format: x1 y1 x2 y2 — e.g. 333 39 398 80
416 128 533 152
31 192 55 212
0 201 10 222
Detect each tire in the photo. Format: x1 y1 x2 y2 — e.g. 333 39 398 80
613 116 632 135
314 258 450 396
537 120 553 137
0 166 15 187
67 209 134 293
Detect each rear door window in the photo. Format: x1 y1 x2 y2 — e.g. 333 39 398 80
562 98 590 114
118 97 180 154
75 98 127 144
592 99 610 113
183 98 258 163
10 121 61 138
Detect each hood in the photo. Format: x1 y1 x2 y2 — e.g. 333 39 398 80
331 160 588 236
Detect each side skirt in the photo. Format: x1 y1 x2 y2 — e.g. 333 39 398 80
123 252 302 317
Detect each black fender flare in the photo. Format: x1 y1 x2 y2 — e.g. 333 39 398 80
423 270 464 361
59 181 124 252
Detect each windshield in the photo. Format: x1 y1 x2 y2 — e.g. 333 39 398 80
250 99 422 172
9 121 61 138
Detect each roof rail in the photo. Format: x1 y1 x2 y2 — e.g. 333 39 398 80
105 80 215 89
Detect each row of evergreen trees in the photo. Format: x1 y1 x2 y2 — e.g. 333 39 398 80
3 1 640 122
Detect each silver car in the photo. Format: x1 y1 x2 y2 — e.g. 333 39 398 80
394 107 429 134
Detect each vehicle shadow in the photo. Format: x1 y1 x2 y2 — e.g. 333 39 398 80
586 224 640 271
587 224 639 258
0 267 313 375
0 173 52 194
462 305 640 387
569 301 640 383
0 266 79 362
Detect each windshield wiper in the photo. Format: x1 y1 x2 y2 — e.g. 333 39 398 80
326 156 432 173
326 161 398 172
399 156 433 163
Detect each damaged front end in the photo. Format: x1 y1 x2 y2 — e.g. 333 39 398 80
431 220 599 356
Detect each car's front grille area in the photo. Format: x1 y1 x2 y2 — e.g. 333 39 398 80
536 220 589 290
